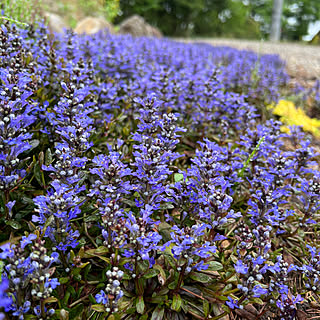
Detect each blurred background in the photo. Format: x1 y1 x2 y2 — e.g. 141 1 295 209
1 0 320 42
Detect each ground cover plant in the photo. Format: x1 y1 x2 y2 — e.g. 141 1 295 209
1 21 320 320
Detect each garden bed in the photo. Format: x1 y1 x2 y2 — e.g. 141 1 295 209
1 22 320 320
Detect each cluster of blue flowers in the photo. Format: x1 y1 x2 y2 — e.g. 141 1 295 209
1 20 320 319
0 233 59 319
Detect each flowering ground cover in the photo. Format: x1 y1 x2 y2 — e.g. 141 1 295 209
1 21 320 320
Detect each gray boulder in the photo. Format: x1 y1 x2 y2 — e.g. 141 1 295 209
118 15 162 38
74 17 114 35
44 12 68 33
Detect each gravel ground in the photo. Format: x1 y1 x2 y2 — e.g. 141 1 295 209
177 38 320 84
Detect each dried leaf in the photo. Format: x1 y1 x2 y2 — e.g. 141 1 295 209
296 310 308 320
212 303 229 320
234 304 259 320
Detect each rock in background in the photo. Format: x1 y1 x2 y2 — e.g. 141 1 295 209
118 15 162 38
75 17 114 34
43 12 68 33
41 0 105 29
39 1 162 37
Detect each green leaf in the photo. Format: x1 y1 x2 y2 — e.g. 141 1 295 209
95 246 109 254
89 294 96 304
251 297 264 305
238 136 265 178
181 300 188 314
38 151 44 167
84 215 99 222
158 222 172 242
203 299 210 317
136 296 145 314
143 268 159 279
168 278 179 290
21 196 35 205
149 295 168 303
42 215 54 235
187 302 204 318
62 290 71 306
208 261 223 271
74 274 82 282
59 277 69 284
45 148 53 166
137 260 149 273
79 261 90 269
160 202 174 210
151 305 165 320
164 252 176 268
72 267 81 277
5 220 22 230
189 272 212 283
222 284 232 293
78 173 88 185
22 139 39 155
122 126 130 136
34 163 43 185
91 304 105 312
157 288 169 296
220 303 230 312
25 53 32 65
122 199 137 207
171 294 182 312
122 273 132 280
216 295 229 301
126 307 137 314
68 285 77 298
153 264 167 285
95 255 110 263
69 303 84 319
70 250 75 262
44 296 58 303
212 303 224 317
174 173 184 182
84 246 110 263
24 315 37 320
226 274 238 283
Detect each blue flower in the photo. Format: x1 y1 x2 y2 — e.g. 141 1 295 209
5 200 16 217
252 285 268 297
0 279 12 310
226 297 239 309
234 260 248 274
96 289 108 304
20 234 37 249
12 300 31 319
45 278 60 290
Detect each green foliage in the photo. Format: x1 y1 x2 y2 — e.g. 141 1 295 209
105 0 120 21
117 0 262 38
1 0 43 24
117 0 319 40
77 0 119 21
246 0 320 40
282 0 320 40
213 0 261 39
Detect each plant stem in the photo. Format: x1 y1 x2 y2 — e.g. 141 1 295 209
84 213 98 248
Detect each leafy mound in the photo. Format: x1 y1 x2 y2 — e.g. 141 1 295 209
1 22 320 320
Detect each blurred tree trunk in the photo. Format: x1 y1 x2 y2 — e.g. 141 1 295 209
270 0 283 41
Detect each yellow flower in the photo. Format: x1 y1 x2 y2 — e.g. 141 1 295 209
269 100 320 137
